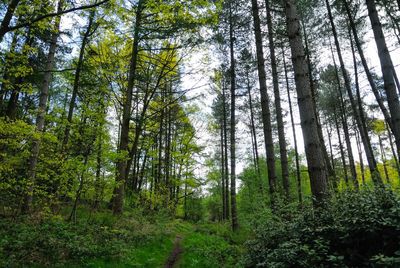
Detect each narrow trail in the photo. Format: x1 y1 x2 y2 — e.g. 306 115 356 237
164 234 183 268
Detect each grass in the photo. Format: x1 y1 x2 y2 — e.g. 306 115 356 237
176 222 244 268
0 207 243 267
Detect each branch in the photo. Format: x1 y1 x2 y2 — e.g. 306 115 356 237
7 0 110 33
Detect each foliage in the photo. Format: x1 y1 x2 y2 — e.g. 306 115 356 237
243 187 400 267
0 207 175 267
179 222 243 267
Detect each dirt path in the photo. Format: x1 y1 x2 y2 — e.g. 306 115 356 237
164 234 183 268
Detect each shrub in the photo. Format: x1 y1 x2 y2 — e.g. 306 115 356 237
243 187 400 267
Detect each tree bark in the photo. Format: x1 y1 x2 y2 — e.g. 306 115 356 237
228 2 238 231
301 19 335 181
220 121 226 220
0 33 18 112
22 0 63 214
342 0 394 134
251 0 277 199
0 0 20 42
282 48 302 205
265 0 290 199
327 125 335 171
246 71 262 192
378 135 391 183
113 0 144 214
284 0 328 203
62 10 95 149
366 0 400 166
330 43 358 187
222 78 230 220
334 111 348 184
355 127 366 184
325 0 382 185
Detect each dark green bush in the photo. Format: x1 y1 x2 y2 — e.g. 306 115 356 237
244 187 400 267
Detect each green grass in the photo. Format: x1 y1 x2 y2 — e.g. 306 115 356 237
77 235 174 268
0 205 244 267
177 222 243 268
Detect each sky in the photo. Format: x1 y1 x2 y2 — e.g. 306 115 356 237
56 1 400 183
180 11 400 180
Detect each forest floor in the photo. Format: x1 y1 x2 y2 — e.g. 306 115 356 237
164 234 183 268
0 207 245 267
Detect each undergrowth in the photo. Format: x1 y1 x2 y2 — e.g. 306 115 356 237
243 187 400 267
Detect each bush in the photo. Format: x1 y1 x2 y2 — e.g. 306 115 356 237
243 187 400 267
0 207 173 267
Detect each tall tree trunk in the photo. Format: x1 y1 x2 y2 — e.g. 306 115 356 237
0 33 18 112
284 0 328 203
69 151 90 222
325 0 382 185
342 0 394 135
62 10 95 149
327 125 336 171
113 0 144 214
355 127 366 184
93 133 103 209
382 3 400 46
220 122 226 220
222 79 230 220
329 43 358 187
366 0 400 167
0 0 20 42
246 72 262 192
265 0 290 199
282 48 302 205
228 3 238 231
137 151 148 193
165 100 172 206
301 19 335 181
5 30 34 120
334 111 348 184
21 0 63 214
378 135 391 183
386 123 400 178
251 0 277 200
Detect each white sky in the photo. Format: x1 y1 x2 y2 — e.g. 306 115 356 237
54 2 400 181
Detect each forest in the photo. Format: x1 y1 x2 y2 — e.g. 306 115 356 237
1 0 400 267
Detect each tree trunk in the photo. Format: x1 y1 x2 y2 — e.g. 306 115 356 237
113 0 144 215
325 0 382 185
302 19 335 181
342 0 394 135
21 0 63 214
62 10 95 149
386 123 400 178
0 33 18 112
265 0 290 199
330 43 358 187
228 3 238 231
334 111 348 184
0 0 20 42
69 152 90 222
5 30 34 121
220 122 226 220
378 135 391 183
282 48 302 205
246 72 262 192
366 0 400 168
327 125 336 171
251 0 277 199
284 0 328 203
355 127 366 184
93 133 103 209
222 79 230 220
